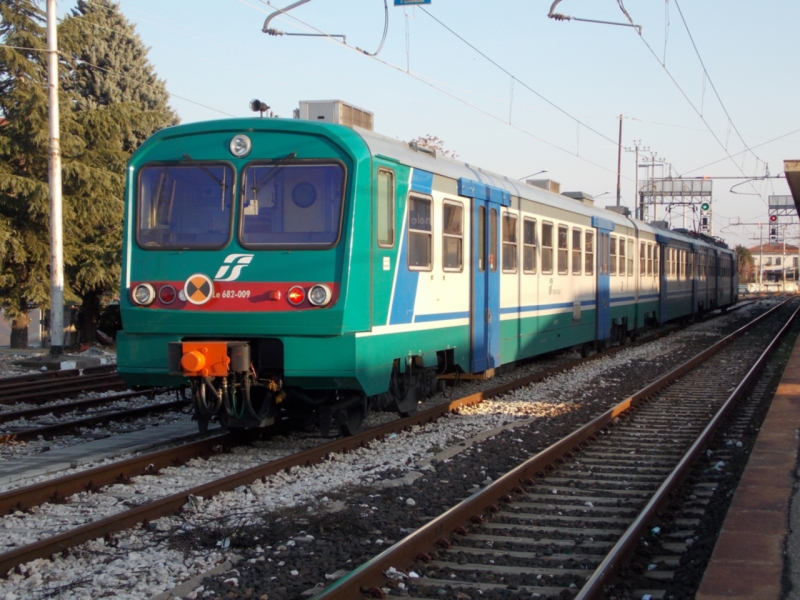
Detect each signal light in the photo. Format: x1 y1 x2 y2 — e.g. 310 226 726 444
770 214 777 222
158 285 177 304
287 286 305 306
701 202 710 211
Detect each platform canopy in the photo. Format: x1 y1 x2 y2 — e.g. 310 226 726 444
786 160 800 216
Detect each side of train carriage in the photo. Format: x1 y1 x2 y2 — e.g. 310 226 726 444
117 105 738 435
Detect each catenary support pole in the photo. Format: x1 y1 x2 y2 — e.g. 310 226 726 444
616 115 622 207
46 0 64 356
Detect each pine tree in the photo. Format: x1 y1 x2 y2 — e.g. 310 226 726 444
0 0 55 348
58 0 178 343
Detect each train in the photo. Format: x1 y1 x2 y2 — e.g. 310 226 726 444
117 100 738 436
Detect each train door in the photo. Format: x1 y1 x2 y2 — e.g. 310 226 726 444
470 201 500 372
457 178 510 374
595 226 611 342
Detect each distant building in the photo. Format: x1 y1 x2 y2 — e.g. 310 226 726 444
749 243 800 283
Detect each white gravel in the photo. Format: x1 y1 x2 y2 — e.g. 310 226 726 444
0 302 775 599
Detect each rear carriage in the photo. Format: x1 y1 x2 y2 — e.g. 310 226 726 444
118 107 737 434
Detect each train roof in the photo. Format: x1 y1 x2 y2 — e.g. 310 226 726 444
130 117 731 255
355 127 732 254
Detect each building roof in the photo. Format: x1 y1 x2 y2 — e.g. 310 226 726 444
749 243 799 254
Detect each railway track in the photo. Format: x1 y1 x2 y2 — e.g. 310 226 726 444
0 300 775 582
0 365 125 406
312 298 797 599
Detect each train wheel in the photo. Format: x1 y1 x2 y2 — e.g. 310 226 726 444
337 402 364 436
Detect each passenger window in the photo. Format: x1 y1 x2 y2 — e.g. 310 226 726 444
408 194 432 270
627 239 634 276
377 169 394 247
442 201 463 271
542 222 554 274
640 242 646 275
610 236 617 276
557 225 568 275
490 208 498 272
646 244 653 276
585 231 594 275
502 213 518 273
523 218 537 274
572 228 582 275
619 237 626 277
655 245 659 277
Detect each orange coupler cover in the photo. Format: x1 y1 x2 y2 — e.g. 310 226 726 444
179 342 230 377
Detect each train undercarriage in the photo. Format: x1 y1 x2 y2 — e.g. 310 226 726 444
169 340 444 436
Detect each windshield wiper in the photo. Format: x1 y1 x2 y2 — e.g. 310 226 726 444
182 154 226 187
252 152 298 194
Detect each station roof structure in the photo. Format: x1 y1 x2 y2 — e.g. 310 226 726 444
786 160 800 214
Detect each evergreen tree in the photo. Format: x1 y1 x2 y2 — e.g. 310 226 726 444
58 0 178 343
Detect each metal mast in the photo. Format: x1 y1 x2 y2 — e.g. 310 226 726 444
46 0 64 355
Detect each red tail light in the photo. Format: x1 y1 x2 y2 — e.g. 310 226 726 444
287 286 305 306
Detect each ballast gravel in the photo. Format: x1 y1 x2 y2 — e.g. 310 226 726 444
0 300 777 599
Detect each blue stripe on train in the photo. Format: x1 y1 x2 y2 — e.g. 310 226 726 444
389 169 434 325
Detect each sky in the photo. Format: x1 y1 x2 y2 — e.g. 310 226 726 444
78 0 800 249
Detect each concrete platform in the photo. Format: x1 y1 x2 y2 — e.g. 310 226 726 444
696 332 800 600
11 353 104 371
0 418 219 487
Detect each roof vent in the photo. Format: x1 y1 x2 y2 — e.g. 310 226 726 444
650 221 670 230
562 191 594 206
528 179 561 194
296 100 374 130
605 205 630 217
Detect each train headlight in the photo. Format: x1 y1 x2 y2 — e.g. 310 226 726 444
132 283 156 306
287 286 305 306
308 284 332 307
158 285 177 304
229 134 252 158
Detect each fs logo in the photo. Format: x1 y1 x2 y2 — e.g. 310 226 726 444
214 254 254 282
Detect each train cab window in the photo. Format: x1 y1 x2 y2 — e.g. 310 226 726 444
502 212 518 273
377 169 394 248
609 236 617 276
442 201 463 271
572 228 582 275
646 244 653 277
557 225 568 275
240 162 345 248
585 231 594 275
542 222 554 274
490 208 498 272
408 194 432 270
523 218 537 274
138 163 234 249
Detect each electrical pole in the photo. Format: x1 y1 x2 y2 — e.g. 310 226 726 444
625 141 648 219
46 0 64 356
616 115 622 207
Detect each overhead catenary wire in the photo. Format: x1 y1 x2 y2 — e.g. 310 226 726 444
618 6 768 206
0 43 236 118
258 0 630 180
673 0 762 166
418 6 620 148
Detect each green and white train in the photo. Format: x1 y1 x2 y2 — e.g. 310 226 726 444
117 103 738 434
